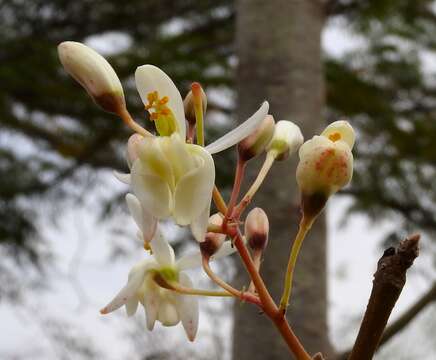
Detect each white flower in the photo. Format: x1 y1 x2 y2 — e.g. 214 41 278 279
266 120 304 161
57 41 125 113
116 65 269 242
296 120 354 197
100 215 235 341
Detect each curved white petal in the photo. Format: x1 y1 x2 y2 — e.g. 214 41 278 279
321 120 355 149
176 273 199 341
173 146 215 225
126 193 158 243
135 65 186 140
131 160 173 219
113 170 131 184
100 261 153 314
176 240 235 271
143 286 160 330
150 229 175 267
205 101 269 154
125 298 139 317
161 134 196 182
190 204 210 243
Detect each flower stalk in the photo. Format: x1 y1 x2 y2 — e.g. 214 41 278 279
279 216 315 313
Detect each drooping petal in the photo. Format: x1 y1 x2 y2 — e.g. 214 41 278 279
190 203 210 243
125 298 139 317
176 240 235 271
205 101 269 154
113 170 131 184
100 260 153 314
173 145 215 225
176 273 199 341
150 229 175 267
157 299 180 326
143 285 160 330
131 160 173 219
126 193 158 243
135 65 186 140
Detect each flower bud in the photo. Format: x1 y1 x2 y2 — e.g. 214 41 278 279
237 115 275 161
266 120 304 161
58 41 125 113
183 84 207 126
296 120 354 218
200 213 225 258
245 208 269 251
126 133 144 168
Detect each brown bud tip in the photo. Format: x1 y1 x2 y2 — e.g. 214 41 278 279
245 207 269 251
301 192 328 220
184 83 207 125
200 214 226 258
238 115 275 161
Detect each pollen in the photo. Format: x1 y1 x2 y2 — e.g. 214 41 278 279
328 132 341 142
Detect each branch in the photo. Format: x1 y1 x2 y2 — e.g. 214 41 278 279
346 234 420 360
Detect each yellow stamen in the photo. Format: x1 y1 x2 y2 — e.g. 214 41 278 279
144 90 178 136
328 132 341 142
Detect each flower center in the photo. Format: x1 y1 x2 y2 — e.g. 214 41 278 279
145 91 178 136
328 132 341 142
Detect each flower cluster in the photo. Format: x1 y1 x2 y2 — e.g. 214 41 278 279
58 41 355 346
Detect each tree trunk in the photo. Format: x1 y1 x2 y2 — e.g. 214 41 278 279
232 1 331 359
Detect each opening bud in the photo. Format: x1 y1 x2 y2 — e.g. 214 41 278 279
184 84 207 126
200 214 226 258
296 120 355 218
266 120 304 161
245 207 269 251
237 115 275 161
58 41 125 114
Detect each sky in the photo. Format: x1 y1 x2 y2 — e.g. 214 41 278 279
1 17 436 360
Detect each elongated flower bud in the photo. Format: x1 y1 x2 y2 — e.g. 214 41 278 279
245 207 269 251
296 120 354 218
58 41 125 113
184 85 207 126
266 120 304 161
200 214 225 258
238 115 275 161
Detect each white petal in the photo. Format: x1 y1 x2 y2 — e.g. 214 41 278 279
176 240 235 271
100 261 152 314
321 120 355 149
131 160 173 219
135 65 186 140
150 229 175 267
205 101 269 154
176 273 199 341
157 300 180 327
126 193 158 243
113 170 131 184
173 146 215 225
143 286 160 330
125 298 139 317
190 204 210 243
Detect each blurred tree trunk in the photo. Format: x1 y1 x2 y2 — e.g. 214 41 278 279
232 0 332 359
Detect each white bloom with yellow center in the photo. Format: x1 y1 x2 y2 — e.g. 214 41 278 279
296 120 354 197
100 200 235 341
116 65 269 242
